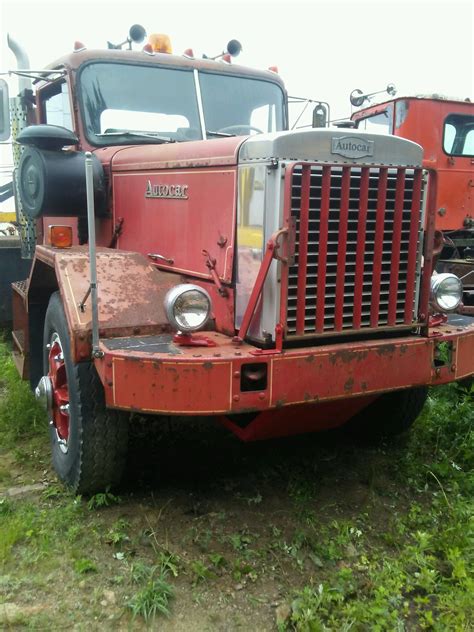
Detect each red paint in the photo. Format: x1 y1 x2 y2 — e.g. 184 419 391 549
353 168 370 328
219 396 377 441
419 171 438 324
370 168 388 327
97 321 474 416
315 166 331 332
113 166 237 283
334 167 350 331
405 170 423 323
296 165 310 335
48 338 69 442
388 170 406 325
352 97 474 232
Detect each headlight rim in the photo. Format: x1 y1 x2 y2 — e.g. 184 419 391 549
430 272 462 313
164 283 212 333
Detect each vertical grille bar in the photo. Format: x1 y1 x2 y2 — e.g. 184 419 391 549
334 167 351 331
315 166 331 332
388 170 406 325
296 165 311 335
370 168 388 327
404 169 423 323
352 168 370 329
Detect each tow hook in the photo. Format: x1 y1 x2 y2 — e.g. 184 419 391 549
35 376 53 416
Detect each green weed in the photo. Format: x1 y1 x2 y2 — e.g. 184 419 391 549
87 489 121 510
128 562 174 620
74 558 97 574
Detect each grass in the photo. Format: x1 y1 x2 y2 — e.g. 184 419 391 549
0 334 46 447
128 562 175 620
286 384 474 631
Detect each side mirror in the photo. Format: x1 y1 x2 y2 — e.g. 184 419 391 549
0 79 10 142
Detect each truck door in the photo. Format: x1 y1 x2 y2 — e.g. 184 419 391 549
440 112 474 230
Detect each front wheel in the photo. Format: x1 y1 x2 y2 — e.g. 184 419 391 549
345 386 428 440
42 292 128 494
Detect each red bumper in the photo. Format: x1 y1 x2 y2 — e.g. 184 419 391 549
95 316 474 415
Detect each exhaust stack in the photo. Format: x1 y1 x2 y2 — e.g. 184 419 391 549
7 33 32 93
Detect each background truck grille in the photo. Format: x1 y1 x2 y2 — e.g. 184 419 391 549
286 164 424 336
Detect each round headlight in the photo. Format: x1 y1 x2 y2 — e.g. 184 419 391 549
430 273 462 312
164 284 211 332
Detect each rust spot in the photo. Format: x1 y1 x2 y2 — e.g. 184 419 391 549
304 392 311 401
203 362 213 370
400 344 408 354
344 377 354 392
361 381 368 391
329 349 368 365
305 355 315 364
376 344 395 356
275 399 285 408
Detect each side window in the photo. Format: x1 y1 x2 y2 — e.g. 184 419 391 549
443 113 474 156
357 106 393 134
43 82 73 131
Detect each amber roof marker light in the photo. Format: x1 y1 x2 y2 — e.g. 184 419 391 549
147 33 173 54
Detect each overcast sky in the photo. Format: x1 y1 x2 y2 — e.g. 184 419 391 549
1 0 472 112
1 0 473 202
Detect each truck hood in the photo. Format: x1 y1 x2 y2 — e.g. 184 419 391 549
103 136 246 172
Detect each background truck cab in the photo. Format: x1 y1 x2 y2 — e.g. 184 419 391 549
351 95 474 303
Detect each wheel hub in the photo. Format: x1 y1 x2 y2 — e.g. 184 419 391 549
46 332 70 454
35 375 53 415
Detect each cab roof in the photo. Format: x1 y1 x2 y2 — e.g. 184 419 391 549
44 47 286 90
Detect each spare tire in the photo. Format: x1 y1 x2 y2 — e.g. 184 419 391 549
17 147 107 219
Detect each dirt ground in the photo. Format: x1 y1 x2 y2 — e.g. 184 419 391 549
1 413 421 631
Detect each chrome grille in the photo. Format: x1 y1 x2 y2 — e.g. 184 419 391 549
286 164 424 336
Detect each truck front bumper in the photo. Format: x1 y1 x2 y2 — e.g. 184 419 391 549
95 314 474 415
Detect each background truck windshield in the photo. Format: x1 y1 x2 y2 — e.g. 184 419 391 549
80 62 285 145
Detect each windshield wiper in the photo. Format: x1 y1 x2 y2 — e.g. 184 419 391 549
206 130 236 138
96 131 175 143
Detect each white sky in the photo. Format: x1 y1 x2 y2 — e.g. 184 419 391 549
1 0 473 209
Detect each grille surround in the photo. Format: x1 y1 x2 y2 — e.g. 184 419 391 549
285 163 425 338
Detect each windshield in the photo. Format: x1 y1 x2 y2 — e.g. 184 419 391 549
80 62 202 144
443 113 474 157
356 105 394 135
79 62 286 145
199 73 285 137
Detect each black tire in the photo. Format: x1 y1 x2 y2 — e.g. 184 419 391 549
43 292 128 494
345 386 428 440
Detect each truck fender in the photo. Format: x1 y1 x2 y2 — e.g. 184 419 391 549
25 245 180 384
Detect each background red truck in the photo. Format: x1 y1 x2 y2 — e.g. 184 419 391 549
1 28 474 494
351 94 474 304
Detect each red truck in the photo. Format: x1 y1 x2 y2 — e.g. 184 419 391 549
1 29 473 494
351 93 474 303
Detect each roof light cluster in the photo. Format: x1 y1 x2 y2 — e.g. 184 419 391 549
73 25 275 69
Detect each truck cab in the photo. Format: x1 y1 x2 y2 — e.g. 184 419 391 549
351 96 474 301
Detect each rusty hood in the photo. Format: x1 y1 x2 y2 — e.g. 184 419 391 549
108 137 246 284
